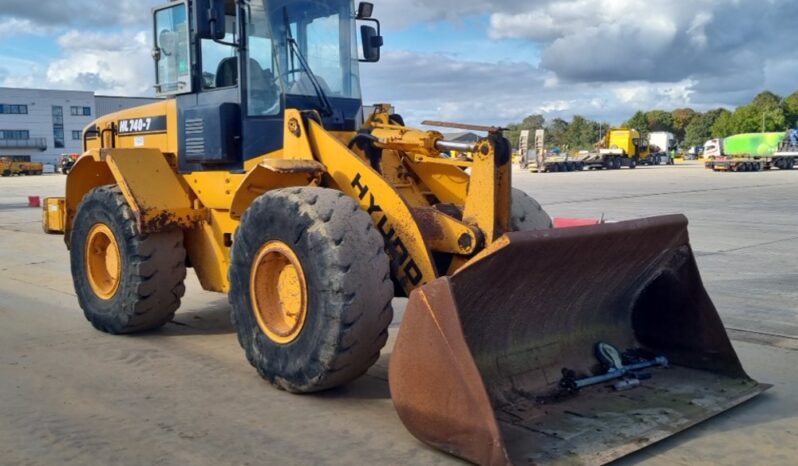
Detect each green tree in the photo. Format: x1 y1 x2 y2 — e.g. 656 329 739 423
507 114 546 149
684 114 714 148
546 118 570 150
671 108 697 141
782 91 798 128
645 110 675 132
751 90 782 109
521 114 546 129
566 115 601 150
623 111 649 134
711 110 735 138
730 92 788 134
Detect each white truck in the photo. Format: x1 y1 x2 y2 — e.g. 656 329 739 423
647 132 676 165
703 138 723 159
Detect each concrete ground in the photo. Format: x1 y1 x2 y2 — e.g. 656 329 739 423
1 163 796 465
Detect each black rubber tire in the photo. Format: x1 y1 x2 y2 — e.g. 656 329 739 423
1 170 10 177
510 188 553 231
70 185 186 334
229 187 394 393
614 157 623 170
629 157 638 169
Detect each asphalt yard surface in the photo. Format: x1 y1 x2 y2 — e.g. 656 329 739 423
1 163 796 465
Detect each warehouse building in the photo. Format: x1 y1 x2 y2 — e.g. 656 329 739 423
0 87 160 164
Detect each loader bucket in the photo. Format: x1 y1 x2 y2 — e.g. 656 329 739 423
389 215 767 466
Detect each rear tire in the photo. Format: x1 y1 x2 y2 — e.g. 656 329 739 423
510 188 553 231
229 187 394 393
71 185 186 334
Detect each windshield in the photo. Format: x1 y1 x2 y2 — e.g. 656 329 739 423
265 0 361 100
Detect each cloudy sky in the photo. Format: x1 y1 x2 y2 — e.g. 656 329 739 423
1 0 796 125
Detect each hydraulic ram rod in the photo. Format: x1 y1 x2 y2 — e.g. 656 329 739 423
435 140 477 153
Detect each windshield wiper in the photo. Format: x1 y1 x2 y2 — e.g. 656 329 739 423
287 38 334 116
282 8 334 117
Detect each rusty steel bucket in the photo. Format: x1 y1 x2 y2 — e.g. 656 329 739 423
389 215 767 466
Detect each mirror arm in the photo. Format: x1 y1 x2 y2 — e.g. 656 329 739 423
212 37 241 48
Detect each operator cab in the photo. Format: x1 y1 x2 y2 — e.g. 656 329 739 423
151 0 382 171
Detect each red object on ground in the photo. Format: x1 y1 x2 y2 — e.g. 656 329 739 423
554 217 602 228
28 196 41 208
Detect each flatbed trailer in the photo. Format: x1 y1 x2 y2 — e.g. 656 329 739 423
530 151 647 172
705 153 798 172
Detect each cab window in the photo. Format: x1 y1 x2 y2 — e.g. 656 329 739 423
202 13 239 89
246 2 281 116
153 1 192 95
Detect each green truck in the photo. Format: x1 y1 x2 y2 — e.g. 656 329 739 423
704 132 798 172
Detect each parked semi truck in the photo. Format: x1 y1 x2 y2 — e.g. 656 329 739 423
704 132 797 172
647 131 676 165
529 128 652 172
596 128 652 168
0 155 44 177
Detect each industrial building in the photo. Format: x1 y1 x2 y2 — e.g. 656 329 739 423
0 87 160 164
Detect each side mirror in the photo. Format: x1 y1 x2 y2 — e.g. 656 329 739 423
360 25 383 62
195 0 226 40
357 2 374 19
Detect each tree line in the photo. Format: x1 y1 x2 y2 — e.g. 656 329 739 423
507 90 798 151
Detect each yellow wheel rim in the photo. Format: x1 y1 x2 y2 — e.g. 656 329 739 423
250 241 308 345
85 224 122 300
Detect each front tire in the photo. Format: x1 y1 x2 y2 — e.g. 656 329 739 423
229 187 394 393
510 188 553 231
70 186 186 334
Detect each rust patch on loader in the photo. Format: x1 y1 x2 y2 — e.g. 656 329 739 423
390 215 767 466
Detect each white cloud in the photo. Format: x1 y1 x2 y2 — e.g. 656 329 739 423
43 30 154 95
361 50 706 126
0 0 152 28
613 81 694 107
0 18 50 38
380 0 798 107
1 0 795 124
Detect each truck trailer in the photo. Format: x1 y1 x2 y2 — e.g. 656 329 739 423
704 131 797 172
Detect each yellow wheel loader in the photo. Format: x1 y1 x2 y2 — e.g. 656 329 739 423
43 1 766 464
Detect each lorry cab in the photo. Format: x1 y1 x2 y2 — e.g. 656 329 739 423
703 138 724 159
